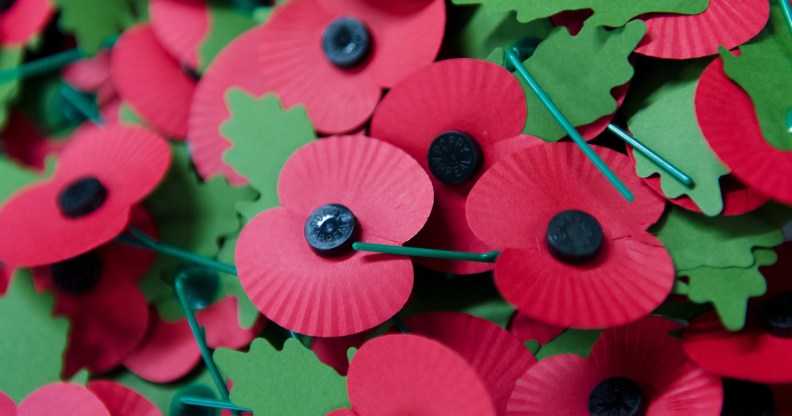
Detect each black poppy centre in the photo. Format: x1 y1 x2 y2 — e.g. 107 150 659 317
427 131 480 185
588 377 646 416
51 251 103 294
322 16 371 68
304 204 358 257
545 210 604 264
761 291 792 338
57 176 108 219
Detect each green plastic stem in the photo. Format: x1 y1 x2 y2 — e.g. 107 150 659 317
59 83 104 126
115 228 238 276
390 315 410 333
780 0 792 35
0 36 118 84
504 48 635 202
606 124 694 187
178 396 252 413
352 242 499 263
174 272 242 416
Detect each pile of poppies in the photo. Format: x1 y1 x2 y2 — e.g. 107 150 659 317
0 0 791 414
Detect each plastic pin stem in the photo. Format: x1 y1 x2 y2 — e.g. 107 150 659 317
115 228 238 276
504 48 635 202
174 271 242 416
780 0 792 35
0 36 118 84
606 124 694 187
178 396 252 413
391 315 411 333
59 83 104 126
352 242 499 263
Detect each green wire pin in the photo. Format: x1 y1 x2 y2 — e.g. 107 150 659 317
352 242 499 263
0 36 118 84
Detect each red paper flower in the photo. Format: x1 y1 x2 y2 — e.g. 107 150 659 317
63 50 117 107
370 58 540 274
0 381 159 416
0 0 53 47
683 243 792 384
1 112 65 171
123 297 263 383
149 0 209 69
86 381 160 416
235 136 433 337
508 311 566 346
0 125 170 267
696 54 792 206
340 334 496 416
255 0 445 134
31 207 154 376
508 317 723 415
467 143 673 328
311 329 374 376
111 23 197 139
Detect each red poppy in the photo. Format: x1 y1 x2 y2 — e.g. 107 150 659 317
467 143 673 328
0 0 53 47
235 135 433 337
111 23 197 139
31 207 154 376
508 311 566 346
8 382 111 416
402 312 536 415
341 334 496 416
370 58 540 274
311 329 374 376
63 50 117 107
255 0 445 135
188 24 268 184
508 317 723 415
696 54 792 206
86 381 160 416
683 243 792 384
1 112 65 171
123 297 263 383
149 0 209 70
0 125 170 267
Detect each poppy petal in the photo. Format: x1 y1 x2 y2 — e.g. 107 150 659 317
311 330 373 376
87 381 160 416
0 0 53 46
347 334 496 416
122 310 201 383
1 112 65 171
696 55 792 205
508 311 566 345
0 391 13 414
63 51 113 94
404 312 536 415
18 383 110 416
494 233 674 329
635 0 770 59
111 24 196 139
188 24 268 184
149 0 209 69
507 354 600 416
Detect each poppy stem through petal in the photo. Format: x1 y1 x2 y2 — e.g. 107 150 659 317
0 35 118 84
503 47 635 202
115 227 238 276
606 124 694 187
58 83 104 126
174 271 243 416
352 242 500 263
177 396 252 413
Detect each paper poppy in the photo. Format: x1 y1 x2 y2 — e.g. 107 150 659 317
1 112 65 171
683 242 792 384
235 135 433 337
467 143 673 328
508 311 566 346
696 54 792 206
370 58 539 274
635 0 769 59
86 381 160 416
508 317 723 415
0 124 170 267
111 23 196 139
63 50 117 107
0 0 54 47
188 24 269 184
31 207 155 376
255 0 445 134
123 296 262 383
311 330 374 376
402 312 536 415
149 0 209 70
11 383 112 416
344 334 496 416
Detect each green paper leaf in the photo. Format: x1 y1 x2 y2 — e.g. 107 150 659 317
141 143 256 322
454 8 552 60
452 0 707 28
221 89 316 221
118 101 145 126
627 58 728 216
720 1 792 150
535 328 601 360
685 248 778 331
197 2 256 72
652 301 712 323
218 234 259 329
215 338 349 415
0 47 24 129
515 21 646 142
653 204 792 272
54 0 134 53
0 270 70 402
0 158 43 203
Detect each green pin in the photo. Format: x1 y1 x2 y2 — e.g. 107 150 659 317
780 0 792 34
58 83 104 126
606 124 694 187
0 36 118 84
352 242 500 263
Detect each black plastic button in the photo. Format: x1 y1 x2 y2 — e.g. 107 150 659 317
304 204 358 257
51 252 102 294
721 379 775 416
762 291 792 338
57 177 108 219
322 17 371 68
546 210 604 264
588 377 646 416
427 131 480 185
